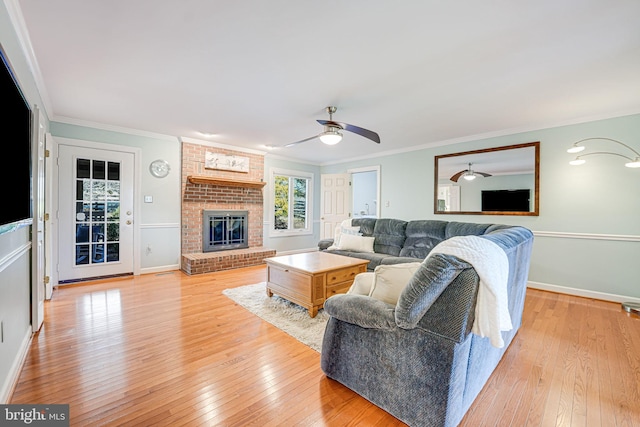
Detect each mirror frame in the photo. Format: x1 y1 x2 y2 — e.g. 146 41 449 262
434 141 540 216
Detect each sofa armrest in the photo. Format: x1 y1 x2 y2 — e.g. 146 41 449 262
318 238 333 251
323 294 397 330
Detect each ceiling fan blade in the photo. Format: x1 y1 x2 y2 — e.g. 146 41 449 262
450 169 469 182
283 134 320 148
476 171 492 177
317 120 381 144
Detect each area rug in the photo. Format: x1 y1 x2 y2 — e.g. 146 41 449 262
222 282 329 352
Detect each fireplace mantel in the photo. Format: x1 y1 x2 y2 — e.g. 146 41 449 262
187 175 266 189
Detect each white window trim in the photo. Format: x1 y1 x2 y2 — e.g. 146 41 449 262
269 167 314 237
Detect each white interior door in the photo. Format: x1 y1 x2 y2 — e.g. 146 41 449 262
58 144 135 282
44 133 55 298
31 107 45 332
320 173 351 239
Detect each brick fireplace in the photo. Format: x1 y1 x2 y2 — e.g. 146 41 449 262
180 141 275 274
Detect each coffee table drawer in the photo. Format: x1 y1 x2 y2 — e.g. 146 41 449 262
326 282 352 298
268 265 311 296
326 265 365 286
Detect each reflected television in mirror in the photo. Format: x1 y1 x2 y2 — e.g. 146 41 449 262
482 189 530 212
434 142 539 216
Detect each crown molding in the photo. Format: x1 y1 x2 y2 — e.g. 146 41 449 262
53 116 179 142
180 136 266 156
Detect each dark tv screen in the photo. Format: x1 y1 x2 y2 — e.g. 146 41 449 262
481 189 530 212
0 48 32 227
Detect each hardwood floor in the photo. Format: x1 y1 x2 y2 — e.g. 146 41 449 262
10 265 640 426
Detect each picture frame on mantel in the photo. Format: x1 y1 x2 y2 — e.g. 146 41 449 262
205 152 250 173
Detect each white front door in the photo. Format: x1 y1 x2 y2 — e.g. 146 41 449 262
58 144 135 282
320 173 351 239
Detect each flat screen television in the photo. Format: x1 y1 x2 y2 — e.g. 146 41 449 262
481 189 530 212
0 47 32 230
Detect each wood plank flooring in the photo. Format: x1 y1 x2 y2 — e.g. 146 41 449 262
10 265 640 426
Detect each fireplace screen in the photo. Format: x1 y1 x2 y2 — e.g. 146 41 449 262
203 210 249 252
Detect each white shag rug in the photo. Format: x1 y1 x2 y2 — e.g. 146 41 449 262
222 282 329 352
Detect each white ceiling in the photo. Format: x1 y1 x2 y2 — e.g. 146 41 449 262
17 0 640 164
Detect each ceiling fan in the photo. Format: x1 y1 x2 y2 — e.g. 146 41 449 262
282 106 381 148
450 163 492 182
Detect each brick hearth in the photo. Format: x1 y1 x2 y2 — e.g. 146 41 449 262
181 141 274 274
181 247 276 275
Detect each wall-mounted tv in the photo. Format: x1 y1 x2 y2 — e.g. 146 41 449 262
0 47 32 231
481 189 530 212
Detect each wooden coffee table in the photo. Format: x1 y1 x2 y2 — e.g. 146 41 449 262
265 252 369 317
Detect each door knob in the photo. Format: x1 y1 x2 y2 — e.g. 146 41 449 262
126 220 132 225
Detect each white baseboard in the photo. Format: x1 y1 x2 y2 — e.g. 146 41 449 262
139 264 180 275
274 247 318 256
527 281 640 304
0 326 32 404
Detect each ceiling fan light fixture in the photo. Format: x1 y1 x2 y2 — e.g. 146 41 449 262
625 157 640 168
567 145 585 154
319 130 343 145
463 173 477 181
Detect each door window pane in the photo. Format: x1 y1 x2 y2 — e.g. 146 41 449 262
76 224 89 243
77 159 90 179
107 162 120 180
107 243 120 262
93 160 105 180
76 245 90 264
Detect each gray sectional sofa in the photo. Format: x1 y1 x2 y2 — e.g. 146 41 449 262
319 218 534 427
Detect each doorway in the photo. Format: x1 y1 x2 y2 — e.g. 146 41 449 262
350 166 380 219
319 166 380 240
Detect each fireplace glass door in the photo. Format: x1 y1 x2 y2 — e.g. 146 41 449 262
203 210 249 252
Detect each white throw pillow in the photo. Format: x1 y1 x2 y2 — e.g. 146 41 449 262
328 220 361 250
347 272 375 295
368 262 422 305
336 234 375 253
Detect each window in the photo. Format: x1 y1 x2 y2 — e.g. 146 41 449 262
270 168 313 236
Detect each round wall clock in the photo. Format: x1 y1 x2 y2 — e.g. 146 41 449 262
149 159 170 178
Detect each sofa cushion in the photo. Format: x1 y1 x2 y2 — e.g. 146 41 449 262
399 220 448 259
351 218 377 236
369 262 422 305
372 218 408 256
334 234 375 253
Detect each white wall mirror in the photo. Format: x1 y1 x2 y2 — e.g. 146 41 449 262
434 141 540 216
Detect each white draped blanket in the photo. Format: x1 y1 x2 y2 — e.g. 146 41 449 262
428 236 511 348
